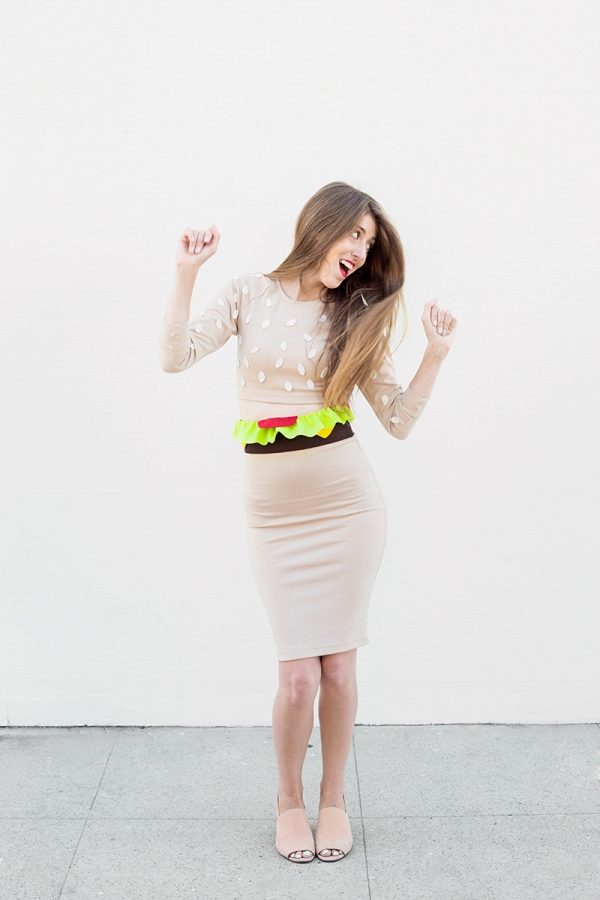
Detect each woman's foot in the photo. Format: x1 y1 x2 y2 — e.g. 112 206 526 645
276 792 316 862
316 791 352 861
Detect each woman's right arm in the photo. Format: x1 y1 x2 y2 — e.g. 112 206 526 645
159 225 239 374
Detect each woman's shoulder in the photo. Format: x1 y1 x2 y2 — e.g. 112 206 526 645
235 272 277 300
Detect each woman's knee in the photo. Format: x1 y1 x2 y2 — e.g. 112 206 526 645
278 656 321 703
320 649 357 688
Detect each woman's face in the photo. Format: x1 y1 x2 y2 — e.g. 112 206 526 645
317 212 378 289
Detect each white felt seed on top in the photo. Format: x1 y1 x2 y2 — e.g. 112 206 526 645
250 346 260 353
381 394 389 405
194 323 202 332
390 416 400 423
297 362 305 375
232 309 238 318
275 357 283 368
262 319 271 328
307 348 317 358
242 285 249 294
319 313 327 322
284 382 293 391
302 333 312 341
320 367 328 378
371 370 378 378
285 319 297 326
243 357 249 368
258 371 266 382
306 379 314 389
265 296 272 307
216 320 223 330
280 341 287 350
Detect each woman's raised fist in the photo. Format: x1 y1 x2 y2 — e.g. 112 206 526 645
422 300 458 352
176 225 220 269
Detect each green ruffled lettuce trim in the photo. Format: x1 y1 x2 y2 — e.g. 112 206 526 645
232 404 356 446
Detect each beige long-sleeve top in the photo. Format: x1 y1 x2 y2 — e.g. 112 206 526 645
159 272 429 439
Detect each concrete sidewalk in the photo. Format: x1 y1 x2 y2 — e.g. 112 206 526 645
1 723 599 899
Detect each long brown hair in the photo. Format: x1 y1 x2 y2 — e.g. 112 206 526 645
265 181 408 411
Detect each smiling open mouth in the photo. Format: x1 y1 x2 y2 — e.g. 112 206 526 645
339 260 353 278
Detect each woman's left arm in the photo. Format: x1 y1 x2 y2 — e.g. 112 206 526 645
357 301 458 439
407 301 457 400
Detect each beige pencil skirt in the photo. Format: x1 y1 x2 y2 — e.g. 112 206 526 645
242 433 387 661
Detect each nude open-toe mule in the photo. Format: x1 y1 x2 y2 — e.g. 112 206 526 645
315 793 353 861
275 793 316 863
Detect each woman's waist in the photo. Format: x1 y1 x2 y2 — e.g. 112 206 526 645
243 419 355 453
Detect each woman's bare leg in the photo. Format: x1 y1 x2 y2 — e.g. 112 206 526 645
273 655 322 819
317 649 358 856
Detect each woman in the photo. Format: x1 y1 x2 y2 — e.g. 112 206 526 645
159 181 457 864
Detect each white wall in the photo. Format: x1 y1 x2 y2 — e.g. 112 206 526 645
1 1 598 725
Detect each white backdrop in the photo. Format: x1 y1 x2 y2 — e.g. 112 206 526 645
1 0 598 725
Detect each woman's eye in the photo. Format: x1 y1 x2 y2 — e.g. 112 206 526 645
350 230 374 255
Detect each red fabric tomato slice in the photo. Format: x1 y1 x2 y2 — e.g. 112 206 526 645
257 416 298 428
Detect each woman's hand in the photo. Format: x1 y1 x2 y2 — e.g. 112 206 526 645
422 300 458 352
175 225 221 269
